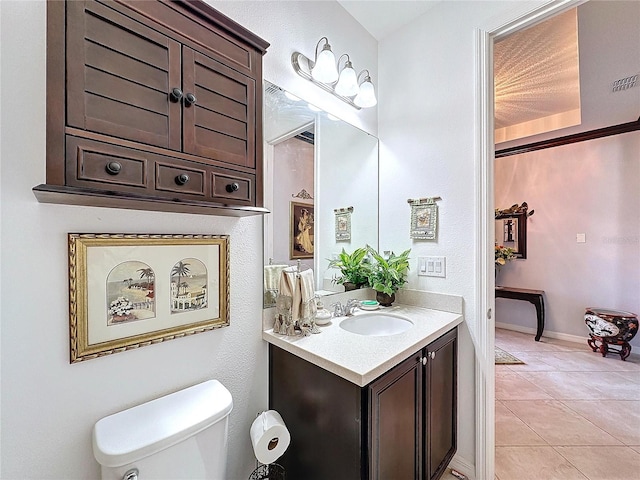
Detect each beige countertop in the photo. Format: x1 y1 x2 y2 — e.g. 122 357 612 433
263 303 463 387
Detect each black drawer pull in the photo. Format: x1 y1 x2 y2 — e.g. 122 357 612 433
184 92 197 107
105 161 122 175
175 174 190 185
169 87 183 103
226 182 240 193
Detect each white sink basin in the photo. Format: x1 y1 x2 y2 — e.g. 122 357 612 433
339 313 414 336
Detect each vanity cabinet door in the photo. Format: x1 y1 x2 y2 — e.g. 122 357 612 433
369 352 423 480
424 328 457 480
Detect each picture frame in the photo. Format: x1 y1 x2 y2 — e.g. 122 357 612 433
334 206 353 241
68 233 229 363
410 201 438 240
290 201 314 259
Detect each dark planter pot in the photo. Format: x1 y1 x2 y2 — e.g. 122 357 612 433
376 291 396 306
343 282 358 292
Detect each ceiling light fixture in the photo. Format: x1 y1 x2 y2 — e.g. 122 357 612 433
291 37 377 110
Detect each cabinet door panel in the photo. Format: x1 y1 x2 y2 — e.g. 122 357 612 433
67 1 181 150
183 48 255 168
370 354 422 480
426 330 457 480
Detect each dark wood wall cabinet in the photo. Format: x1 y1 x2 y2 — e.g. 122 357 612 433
269 328 457 480
35 0 269 216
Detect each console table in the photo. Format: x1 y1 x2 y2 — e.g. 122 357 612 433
495 287 545 341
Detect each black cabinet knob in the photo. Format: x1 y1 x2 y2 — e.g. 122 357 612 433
105 161 122 175
226 182 240 193
169 87 183 103
184 92 197 107
175 174 190 185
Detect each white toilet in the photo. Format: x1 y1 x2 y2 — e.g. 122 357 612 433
93 380 233 480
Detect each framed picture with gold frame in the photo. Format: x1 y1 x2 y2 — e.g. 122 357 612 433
290 201 314 259
68 233 229 363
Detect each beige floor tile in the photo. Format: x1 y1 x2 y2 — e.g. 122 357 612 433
504 400 622 446
496 401 547 446
569 372 640 400
503 350 558 371
495 446 588 480
495 371 553 401
555 446 640 480
519 371 602 400
615 370 640 385
630 446 640 454
562 400 640 445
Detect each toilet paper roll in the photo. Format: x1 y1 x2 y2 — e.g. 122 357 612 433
250 410 291 465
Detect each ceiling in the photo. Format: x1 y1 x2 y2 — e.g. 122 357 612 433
337 0 441 40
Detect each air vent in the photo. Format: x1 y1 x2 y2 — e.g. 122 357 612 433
612 74 638 92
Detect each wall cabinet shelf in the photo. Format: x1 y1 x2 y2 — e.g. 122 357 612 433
35 0 269 216
269 327 457 480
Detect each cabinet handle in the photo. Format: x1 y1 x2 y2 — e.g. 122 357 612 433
184 92 197 107
169 87 183 103
421 357 427 366
429 351 436 360
226 182 240 193
105 161 122 175
175 174 190 185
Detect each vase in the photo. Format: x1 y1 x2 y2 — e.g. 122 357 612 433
376 291 396 307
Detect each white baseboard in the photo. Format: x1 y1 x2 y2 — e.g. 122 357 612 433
449 453 475 480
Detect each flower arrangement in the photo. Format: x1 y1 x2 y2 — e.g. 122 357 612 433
109 296 134 319
495 245 516 265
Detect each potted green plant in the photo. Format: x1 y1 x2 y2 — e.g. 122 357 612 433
366 247 411 306
328 247 370 291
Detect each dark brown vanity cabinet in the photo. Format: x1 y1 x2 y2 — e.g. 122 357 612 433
35 0 269 215
269 328 457 480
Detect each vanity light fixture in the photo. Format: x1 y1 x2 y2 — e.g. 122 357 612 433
291 37 377 110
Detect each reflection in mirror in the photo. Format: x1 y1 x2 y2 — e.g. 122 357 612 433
495 211 528 259
263 81 379 307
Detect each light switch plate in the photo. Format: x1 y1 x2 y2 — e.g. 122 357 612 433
576 233 586 243
418 256 446 277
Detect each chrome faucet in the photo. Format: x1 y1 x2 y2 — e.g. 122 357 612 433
330 302 345 317
344 299 360 316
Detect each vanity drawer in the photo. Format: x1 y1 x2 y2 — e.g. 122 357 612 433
66 136 149 189
211 169 254 205
156 161 206 196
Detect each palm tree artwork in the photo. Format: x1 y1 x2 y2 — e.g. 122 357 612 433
170 258 208 313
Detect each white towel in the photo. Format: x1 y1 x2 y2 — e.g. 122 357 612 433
298 269 317 323
264 265 287 305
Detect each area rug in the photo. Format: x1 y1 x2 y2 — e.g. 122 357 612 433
495 346 525 365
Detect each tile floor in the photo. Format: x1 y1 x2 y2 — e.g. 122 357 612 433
494 328 640 480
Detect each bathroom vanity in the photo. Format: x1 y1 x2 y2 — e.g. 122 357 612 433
264 305 462 480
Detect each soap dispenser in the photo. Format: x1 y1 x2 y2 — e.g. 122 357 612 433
314 298 332 325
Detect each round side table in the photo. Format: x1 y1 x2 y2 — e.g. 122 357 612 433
585 307 638 361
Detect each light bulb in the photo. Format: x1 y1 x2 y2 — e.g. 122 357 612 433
335 61 359 97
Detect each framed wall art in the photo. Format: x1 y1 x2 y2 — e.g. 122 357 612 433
290 202 314 259
408 197 440 240
334 206 353 241
68 233 229 363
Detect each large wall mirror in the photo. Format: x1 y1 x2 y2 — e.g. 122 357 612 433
263 81 379 307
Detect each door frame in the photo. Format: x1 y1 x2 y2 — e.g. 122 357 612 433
473 1 584 478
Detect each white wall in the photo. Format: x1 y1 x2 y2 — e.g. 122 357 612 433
495 132 640 348
378 0 546 470
0 1 377 478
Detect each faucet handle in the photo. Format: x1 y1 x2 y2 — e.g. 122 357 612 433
329 302 344 316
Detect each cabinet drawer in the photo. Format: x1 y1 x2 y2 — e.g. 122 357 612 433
211 170 254 204
66 136 149 189
156 161 205 196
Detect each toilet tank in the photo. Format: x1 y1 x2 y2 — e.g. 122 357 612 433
93 380 233 480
